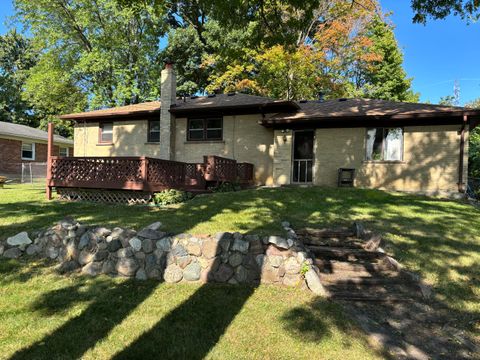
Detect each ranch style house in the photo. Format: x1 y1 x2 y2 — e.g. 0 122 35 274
55 63 480 198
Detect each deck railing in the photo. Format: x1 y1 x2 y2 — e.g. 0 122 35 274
48 155 253 193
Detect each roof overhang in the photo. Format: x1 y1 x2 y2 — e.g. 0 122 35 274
169 100 299 117
261 110 480 129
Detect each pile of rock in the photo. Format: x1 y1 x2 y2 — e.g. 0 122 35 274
0 218 325 293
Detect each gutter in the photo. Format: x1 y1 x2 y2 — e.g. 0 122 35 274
458 114 468 193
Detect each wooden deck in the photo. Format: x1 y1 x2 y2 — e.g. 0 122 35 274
47 155 254 194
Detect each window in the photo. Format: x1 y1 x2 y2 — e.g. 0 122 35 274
59 147 69 157
99 122 113 143
187 117 223 141
148 120 160 143
21 142 35 160
366 127 403 161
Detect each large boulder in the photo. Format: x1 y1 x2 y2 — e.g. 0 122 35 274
183 262 201 281
6 232 32 247
78 232 91 250
116 258 139 277
137 228 166 240
171 244 188 258
305 269 328 296
284 257 301 274
135 268 148 281
156 238 171 251
146 222 162 231
231 239 249 254
26 244 41 256
228 252 244 267
57 260 80 274
164 264 183 283
129 237 142 251
3 247 22 259
202 238 220 259
267 236 289 250
142 239 154 254
78 250 94 265
82 262 103 276
107 239 122 253
214 264 234 282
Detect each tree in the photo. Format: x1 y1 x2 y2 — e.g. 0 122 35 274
15 0 166 109
410 0 480 23
439 95 456 106
0 29 37 126
465 98 480 178
22 52 87 137
355 16 419 102
206 1 417 102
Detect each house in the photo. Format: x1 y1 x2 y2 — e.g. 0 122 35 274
58 63 480 196
0 121 74 178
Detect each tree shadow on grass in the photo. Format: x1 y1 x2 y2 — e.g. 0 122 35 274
10 279 159 360
4 187 480 359
113 284 256 359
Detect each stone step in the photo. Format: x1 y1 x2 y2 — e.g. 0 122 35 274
308 246 387 261
301 237 365 248
330 293 414 302
297 228 355 239
324 282 421 299
315 259 391 273
320 275 409 286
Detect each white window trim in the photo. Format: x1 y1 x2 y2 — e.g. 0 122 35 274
59 147 69 157
21 142 35 161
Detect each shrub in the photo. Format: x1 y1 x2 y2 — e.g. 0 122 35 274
153 189 193 206
211 182 242 193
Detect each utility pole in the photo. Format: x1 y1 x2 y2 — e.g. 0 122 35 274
454 79 460 106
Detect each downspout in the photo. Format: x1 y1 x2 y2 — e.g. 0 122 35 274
458 114 468 193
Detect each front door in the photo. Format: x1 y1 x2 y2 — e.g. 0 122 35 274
292 130 314 183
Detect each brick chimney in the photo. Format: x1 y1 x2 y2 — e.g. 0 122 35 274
159 60 176 159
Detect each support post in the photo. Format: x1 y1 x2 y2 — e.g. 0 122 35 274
46 122 54 200
141 157 148 191
458 114 468 193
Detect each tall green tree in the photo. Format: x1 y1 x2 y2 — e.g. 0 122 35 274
355 16 419 102
411 0 480 23
465 98 480 178
15 0 166 109
0 29 37 126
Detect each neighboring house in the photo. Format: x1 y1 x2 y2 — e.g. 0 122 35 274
0 121 74 178
60 63 480 196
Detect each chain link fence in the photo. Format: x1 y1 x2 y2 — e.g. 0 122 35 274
467 177 480 200
21 162 47 187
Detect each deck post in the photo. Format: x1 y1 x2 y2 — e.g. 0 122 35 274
46 122 54 200
141 157 148 191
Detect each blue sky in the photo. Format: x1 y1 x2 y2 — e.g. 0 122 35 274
1 0 479 105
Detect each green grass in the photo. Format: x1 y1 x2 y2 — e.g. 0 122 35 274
0 183 479 357
0 260 380 360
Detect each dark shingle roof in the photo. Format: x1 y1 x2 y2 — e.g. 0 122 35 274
59 94 297 120
0 121 73 145
265 98 474 123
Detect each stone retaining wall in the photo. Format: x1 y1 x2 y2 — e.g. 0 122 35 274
0 218 325 294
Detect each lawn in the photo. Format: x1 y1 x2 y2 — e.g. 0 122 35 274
0 183 479 358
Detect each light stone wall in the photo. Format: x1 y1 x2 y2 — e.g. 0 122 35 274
74 119 467 193
272 130 292 185
159 66 176 160
73 120 162 158
313 125 467 194
174 114 275 185
74 114 275 185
